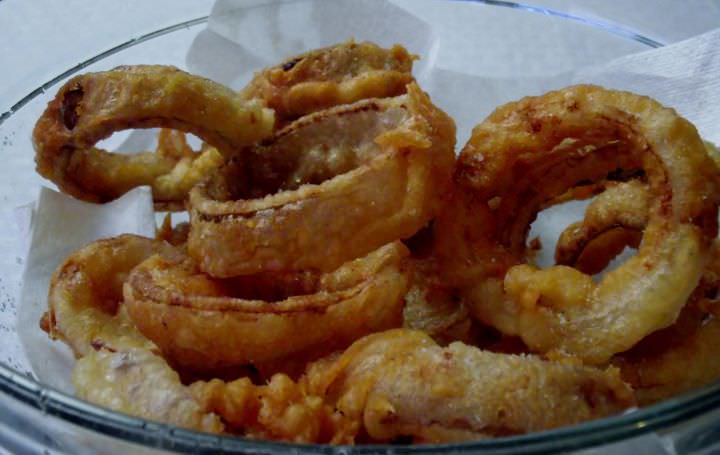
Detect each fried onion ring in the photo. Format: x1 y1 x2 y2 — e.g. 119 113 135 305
33 65 274 204
123 242 410 371
552 181 720 405
188 83 455 276
43 234 177 356
302 329 634 442
241 40 415 125
435 85 719 364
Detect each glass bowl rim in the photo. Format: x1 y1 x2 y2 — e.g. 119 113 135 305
4 3 710 453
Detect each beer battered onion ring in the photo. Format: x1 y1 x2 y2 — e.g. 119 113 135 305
299 329 634 442
33 65 274 204
240 40 415 125
552 182 720 405
188 83 455 276
41 234 223 432
566 224 720 405
42 234 176 356
435 85 719 364
123 242 410 371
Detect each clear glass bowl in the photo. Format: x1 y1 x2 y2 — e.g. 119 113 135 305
2 2 720 453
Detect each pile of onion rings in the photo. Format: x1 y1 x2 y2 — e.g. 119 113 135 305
33 41 720 445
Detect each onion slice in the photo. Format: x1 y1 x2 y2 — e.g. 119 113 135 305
435 85 719 364
240 40 415 125
188 83 455 276
33 65 274 203
123 242 410 371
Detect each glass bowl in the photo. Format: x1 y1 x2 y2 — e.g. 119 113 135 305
2 1 719 453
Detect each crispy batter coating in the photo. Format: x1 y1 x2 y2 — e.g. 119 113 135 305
303 329 634 442
192 374 357 443
33 65 274 204
610 243 720 405
435 85 719 364
37 50 720 444
191 329 634 443
43 235 223 432
43 234 176 356
241 40 415 125
552 177 720 405
402 258 474 345
614 298 720 405
152 140 224 211
155 215 190 247
74 349 223 432
124 242 410 370
188 83 456 276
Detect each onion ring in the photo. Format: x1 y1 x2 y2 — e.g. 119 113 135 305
553 182 720 405
43 234 177 356
435 85 719 364
188 83 455 276
43 234 224 432
152 132 225 211
302 329 634 442
241 40 415 125
33 65 274 204
123 242 410 371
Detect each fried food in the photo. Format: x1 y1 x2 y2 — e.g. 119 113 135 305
613 298 720 405
42 234 225 432
35 42 720 445
73 348 223 432
188 83 455 276
33 65 274 204
155 215 190 247
555 180 647 270
402 258 474 345
153 146 225 211
556 142 719 272
241 40 415 125
191 329 634 443
553 181 720 405
435 85 719 364
192 373 356 443
606 241 720 404
123 242 410 371
302 329 634 442
43 234 176 356
402 283 473 346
